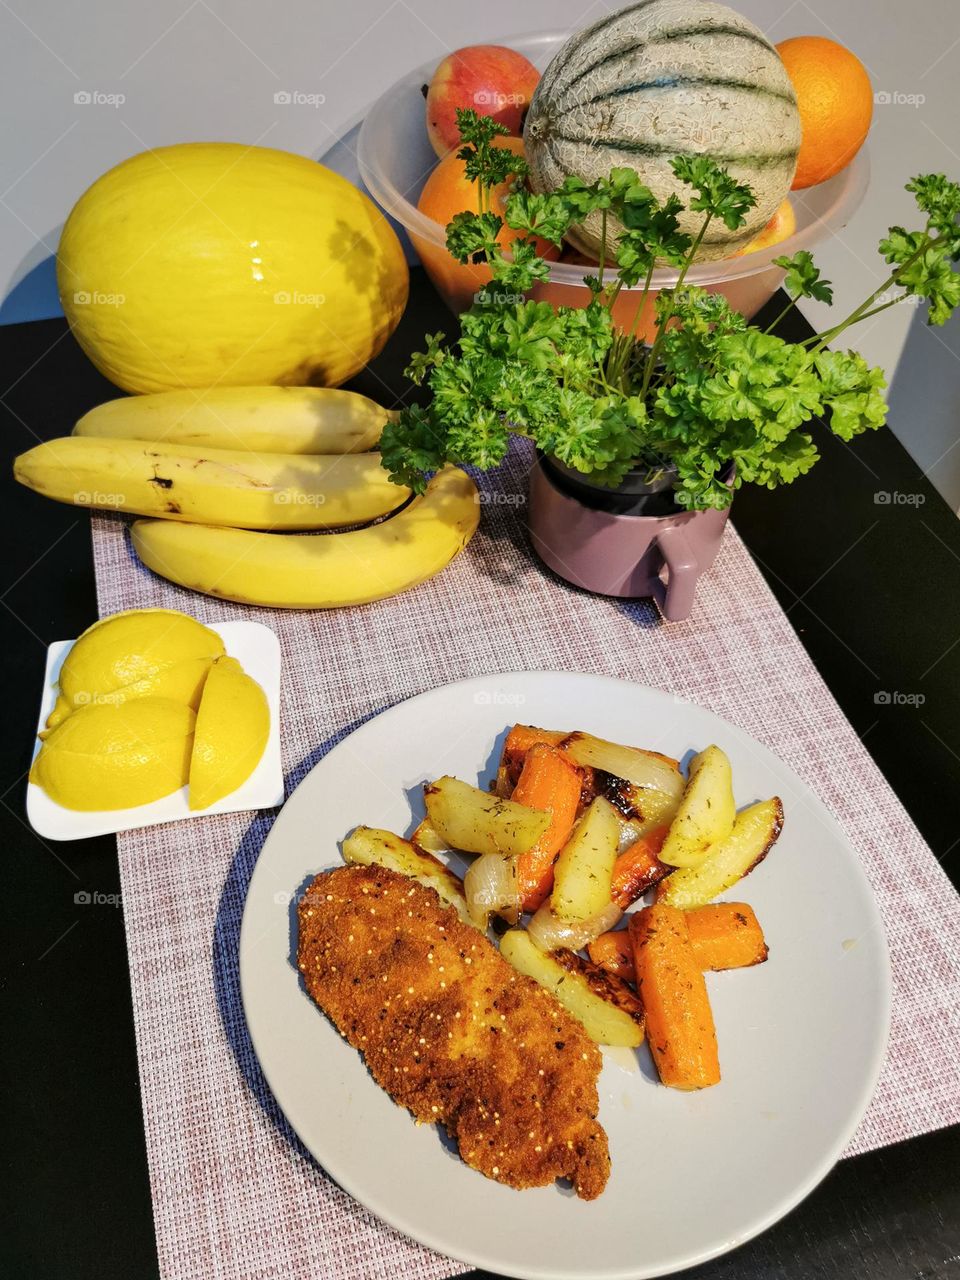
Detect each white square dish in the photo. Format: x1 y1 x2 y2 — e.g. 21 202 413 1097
26 619 284 840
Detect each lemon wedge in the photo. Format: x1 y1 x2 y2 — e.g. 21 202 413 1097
189 657 269 810
47 608 224 730
31 698 195 810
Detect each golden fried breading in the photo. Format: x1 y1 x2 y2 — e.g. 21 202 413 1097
297 864 610 1198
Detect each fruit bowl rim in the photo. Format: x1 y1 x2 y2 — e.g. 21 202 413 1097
357 27 871 291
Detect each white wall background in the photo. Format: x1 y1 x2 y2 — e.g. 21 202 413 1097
2 0 959 507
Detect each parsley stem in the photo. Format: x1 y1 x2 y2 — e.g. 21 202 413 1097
598 210 608 291
807 234 935 353
641 212 712 401
806 289 913 349
850 295 914 323
630 264 656 341
606 277 625 314
671 212 711 300
763 295 799 336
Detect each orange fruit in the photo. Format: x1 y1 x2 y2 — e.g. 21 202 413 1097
415 135 559 312
417 136 558 259
777 36 873 189
735 199 797 256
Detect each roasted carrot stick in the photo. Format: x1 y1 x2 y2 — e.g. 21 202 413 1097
590 903 768 981
629 904 720 1089
610 826 670 907
687 903 768 970
512 743 583 911
587 930 635 981
501 724 567 786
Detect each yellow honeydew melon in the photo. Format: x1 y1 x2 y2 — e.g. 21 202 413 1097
57 143 409 392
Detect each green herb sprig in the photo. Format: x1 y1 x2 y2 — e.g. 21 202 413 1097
381 116 960 510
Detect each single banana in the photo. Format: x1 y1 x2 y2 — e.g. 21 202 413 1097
14 437 410 530
130 466 480 608
73 386 396 454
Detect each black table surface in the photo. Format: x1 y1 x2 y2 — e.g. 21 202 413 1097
2 273 959 1280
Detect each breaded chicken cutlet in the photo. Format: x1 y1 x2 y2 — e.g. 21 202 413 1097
297 864 610 1199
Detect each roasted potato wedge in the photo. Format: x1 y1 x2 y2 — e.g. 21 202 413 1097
424 776 550 858
410 816 447 856
657 797 784 909
553 948 645 1027
597 776 681 830
341 825 468 921
659 745 736 868
499 928 644 1048
552 797 621 923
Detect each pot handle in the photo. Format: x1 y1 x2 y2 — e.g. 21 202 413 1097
654 524 700 622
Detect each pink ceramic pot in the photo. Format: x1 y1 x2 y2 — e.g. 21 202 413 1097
528 457 731 622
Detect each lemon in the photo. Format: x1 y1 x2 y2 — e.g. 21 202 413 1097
189 656 270 810
31 698 195 811
57 143 409 393
47 608 224 730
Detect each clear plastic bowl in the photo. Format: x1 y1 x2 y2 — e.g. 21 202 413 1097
357 30 869 334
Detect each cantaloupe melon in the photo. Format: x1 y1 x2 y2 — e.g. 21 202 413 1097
524 0 801 262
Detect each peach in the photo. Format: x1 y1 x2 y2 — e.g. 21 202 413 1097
426 44 540 158
736 200 797 256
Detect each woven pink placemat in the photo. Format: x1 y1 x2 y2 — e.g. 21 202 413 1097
90 446 960 1280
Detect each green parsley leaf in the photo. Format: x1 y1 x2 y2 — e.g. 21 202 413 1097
670 156 757 229
404 331 447 385
379 405 447 493
773 250 834 303
445 210 502 264
502 189 573 245
814 350 888 438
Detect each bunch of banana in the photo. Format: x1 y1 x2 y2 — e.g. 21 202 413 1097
16 438 409 530
73 385 396 454
14 387 480 608
132 467 480 609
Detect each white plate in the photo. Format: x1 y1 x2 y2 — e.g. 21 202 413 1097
240 672 890 1280
27 620 284 839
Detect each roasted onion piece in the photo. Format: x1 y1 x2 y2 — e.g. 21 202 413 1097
464 850 520 930
527 899 622 952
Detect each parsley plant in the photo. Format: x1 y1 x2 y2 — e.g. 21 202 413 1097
381 112 960 511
